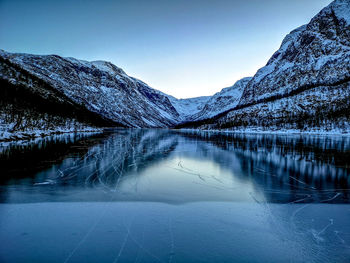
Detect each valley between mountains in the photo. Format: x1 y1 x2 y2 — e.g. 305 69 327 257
1 0 350 140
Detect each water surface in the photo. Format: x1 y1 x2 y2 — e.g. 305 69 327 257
1 129 349 262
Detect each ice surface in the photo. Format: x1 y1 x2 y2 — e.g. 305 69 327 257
1 129 349 262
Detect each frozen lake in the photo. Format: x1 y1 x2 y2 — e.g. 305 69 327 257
0 129 349 262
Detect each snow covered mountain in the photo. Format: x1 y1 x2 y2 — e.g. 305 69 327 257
168 95 210 121
0 49 251 135
1 0 349 137
239 0 350 106
0 50 180 128
189 77 252 121
184 0 350 132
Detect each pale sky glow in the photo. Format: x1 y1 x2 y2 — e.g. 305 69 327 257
0 0 332 98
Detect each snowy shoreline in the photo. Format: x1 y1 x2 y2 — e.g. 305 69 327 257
178 127 350 137
2 126 350 144
0 127 104 143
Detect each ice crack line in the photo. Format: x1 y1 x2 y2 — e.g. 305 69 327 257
168 218 175 263
318 219 334 236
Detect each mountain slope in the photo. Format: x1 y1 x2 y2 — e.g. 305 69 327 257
0 49 254 134
0 54 122 140
168 95 210 121
189 77 252 121
239 0 350 106
181 0 350 132
0 50 180 128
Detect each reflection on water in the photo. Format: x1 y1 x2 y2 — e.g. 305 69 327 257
1 129 349 204
0 129 350 262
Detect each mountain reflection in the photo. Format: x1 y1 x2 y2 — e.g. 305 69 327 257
177 131 350 203
1 129 349 204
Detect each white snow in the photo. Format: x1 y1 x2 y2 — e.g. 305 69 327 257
168 96 210 120
329 0 350 25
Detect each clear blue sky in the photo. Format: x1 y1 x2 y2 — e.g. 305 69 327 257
0 0 332 98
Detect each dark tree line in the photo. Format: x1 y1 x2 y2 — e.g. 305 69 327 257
0 78 121 133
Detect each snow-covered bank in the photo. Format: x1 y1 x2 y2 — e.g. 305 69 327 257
179 127 350 136
0 124 103 143
0 129 104 155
